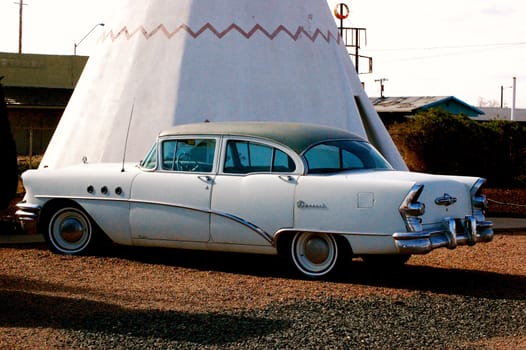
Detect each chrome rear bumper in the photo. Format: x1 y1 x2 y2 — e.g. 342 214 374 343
393 216 493 254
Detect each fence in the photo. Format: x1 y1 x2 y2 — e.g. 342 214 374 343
12 126 55 156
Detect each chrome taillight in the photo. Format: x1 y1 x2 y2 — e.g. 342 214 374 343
470 178 488 221
399 184 425 232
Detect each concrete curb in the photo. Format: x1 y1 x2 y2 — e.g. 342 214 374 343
0 234 45 244
489 217 526 233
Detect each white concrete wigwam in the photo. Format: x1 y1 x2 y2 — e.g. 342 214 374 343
41 0 407 170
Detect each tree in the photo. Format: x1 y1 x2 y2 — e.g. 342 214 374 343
0 77 18 210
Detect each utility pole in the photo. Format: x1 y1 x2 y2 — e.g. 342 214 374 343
375 78 388 98
14 0 28 54
511 76 517 121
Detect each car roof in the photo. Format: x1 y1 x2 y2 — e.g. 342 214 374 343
159 122 365 154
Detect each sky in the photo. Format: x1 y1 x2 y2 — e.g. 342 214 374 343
0 0 525 108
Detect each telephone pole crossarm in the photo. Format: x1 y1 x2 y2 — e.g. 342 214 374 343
374 78 389 98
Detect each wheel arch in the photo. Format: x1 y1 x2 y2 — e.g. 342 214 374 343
38 199 107 240
39 198 112 255
38 198 85 234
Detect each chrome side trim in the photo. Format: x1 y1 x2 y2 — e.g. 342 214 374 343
35 194 130 202
209 210 273 243
18 196 273 244
275 228 392 237
129 199 274 243
273 228 392 247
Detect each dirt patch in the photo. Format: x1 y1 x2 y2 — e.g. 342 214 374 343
0 235 524 349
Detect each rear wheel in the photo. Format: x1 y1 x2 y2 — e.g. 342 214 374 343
290 232 339 278
46 206 97 255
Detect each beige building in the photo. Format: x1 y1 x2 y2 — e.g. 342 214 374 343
476 107 526 122
0 52 87 155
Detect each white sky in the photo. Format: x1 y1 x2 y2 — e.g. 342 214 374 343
0 0 525 108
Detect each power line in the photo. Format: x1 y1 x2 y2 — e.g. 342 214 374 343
366 44 526 63
367 41 526 53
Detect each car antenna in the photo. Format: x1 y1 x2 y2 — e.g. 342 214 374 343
121 100 135 172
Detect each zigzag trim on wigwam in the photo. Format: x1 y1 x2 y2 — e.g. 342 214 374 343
100 23 341 44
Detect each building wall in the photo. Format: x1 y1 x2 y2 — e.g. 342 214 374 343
1 52 87 155
476 107 526 122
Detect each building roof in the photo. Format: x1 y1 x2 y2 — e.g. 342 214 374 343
160 122 364 154
369 96 484 117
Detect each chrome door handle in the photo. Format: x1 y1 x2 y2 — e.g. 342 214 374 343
198 175 212 183
278 175 294 182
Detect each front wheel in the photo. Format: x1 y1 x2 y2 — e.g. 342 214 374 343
290 232 339 278
47 206 97 255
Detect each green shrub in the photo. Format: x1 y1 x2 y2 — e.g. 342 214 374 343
388 109 526 187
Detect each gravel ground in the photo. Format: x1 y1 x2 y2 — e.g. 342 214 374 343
0 234 525 349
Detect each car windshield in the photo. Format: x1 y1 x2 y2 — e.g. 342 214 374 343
139 143 157 170
303 140 392 174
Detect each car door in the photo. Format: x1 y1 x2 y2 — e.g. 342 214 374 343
129 137 217 242
210 138 299 245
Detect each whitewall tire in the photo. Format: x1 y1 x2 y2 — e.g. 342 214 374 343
47 207 95 255
290 232 339 278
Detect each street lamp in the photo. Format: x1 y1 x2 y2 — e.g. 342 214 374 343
74 23 105 56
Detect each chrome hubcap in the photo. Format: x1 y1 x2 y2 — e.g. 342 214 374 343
59 217 85 243
49 207 92 254
291 232 338 277
304 237 330 264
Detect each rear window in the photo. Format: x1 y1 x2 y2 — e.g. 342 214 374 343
304 140 392 174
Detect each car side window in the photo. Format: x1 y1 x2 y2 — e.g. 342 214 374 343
161 139 216 172
224 140 295 174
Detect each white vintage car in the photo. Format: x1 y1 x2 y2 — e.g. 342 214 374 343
17 122 493 278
